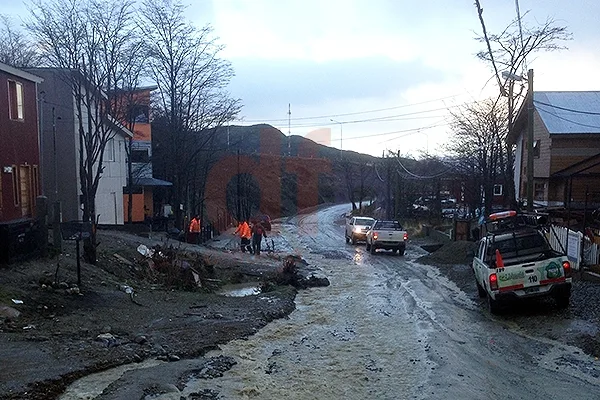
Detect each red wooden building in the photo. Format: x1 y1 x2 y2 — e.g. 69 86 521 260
0 62 44 263
0 62 43 223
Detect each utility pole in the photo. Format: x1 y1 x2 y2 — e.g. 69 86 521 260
330 119 343 159
51 106 62 252
526 68 534 211
236 149 241 221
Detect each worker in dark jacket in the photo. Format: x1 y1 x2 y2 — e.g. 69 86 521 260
251 221 267 255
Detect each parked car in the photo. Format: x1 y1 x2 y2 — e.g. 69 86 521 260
472 210 572 314
365 220 408 255
345 216 375 245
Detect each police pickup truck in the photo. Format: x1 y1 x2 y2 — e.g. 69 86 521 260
472 211 572 314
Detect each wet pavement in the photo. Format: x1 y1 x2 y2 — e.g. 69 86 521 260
61 204 600 399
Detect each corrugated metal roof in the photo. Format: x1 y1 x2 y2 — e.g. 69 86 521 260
535 91 600 134
134 177 172 187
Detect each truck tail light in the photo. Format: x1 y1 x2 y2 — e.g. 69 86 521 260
403 232 408 241
373 232 378 240
562 261 571 278
489 273 498 290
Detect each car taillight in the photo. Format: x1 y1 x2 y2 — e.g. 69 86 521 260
563 261 571 278
403 232 408 241
373 232 378 240
489 273 498 290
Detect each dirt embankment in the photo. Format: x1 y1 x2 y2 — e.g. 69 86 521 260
0 229 322 400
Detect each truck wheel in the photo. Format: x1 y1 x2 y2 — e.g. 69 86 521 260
487 293 501 315
476 280 486 298
366 242 371 251
555 293 570 309
370 245 376 255
398 247 405 256
392 248 398 254
351 234 356 245
345 235 350 244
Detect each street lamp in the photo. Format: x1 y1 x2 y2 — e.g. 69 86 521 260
330 118 343 159
503 69 534 211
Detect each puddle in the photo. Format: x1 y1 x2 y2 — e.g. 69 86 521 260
60 359 164 399
217 282 262 297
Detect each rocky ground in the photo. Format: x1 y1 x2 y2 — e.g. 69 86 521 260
0 227 315 400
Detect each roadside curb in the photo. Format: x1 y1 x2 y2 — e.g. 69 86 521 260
581 269 600 283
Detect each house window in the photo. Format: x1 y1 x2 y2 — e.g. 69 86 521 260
8 80 24 120
105 138 115 161
534 182 546 201
493 184 503 196
533 140 540 158
128 104 149 124
131 149 149 163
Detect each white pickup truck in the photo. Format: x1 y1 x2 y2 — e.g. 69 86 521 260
472 211 572 314
365 220 408 255
345 216 375 245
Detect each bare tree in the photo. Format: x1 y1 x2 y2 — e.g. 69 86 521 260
26 0 143 262
474 5 571 206
447 99 508 214
0 14 41 67
139 0 240 229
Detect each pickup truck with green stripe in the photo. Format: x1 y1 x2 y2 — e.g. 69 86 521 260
471 211 572 314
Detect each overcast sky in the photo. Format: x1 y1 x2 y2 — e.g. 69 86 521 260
4 0 600 157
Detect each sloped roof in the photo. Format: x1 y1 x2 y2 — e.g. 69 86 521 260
0 62 43 83
534 91 600 134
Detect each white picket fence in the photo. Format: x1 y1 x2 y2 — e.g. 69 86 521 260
544 225 600 270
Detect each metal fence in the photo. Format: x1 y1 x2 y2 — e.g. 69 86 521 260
544 225 583 270
543 225 600 270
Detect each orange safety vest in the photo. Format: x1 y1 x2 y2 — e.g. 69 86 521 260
189 218 201 233
242 222 252 239
236 222 251 239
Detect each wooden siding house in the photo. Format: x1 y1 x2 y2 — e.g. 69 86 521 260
0 62 44 263
27 68 133 225
0 63 43 222
508 91 600 210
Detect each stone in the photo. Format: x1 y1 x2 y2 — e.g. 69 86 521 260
0 306 21 320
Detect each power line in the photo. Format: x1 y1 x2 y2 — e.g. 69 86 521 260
535 104 600 130
534 99 600 116
237 93 470 123
396 157 453 179
307 120 448 146
284 114 446 129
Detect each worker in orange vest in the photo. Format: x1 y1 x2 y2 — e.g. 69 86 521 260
234 219 253 253
188 215 201 244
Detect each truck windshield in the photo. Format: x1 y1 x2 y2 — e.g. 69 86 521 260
355 218 374 226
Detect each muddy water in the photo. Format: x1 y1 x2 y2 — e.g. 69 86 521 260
181 252 430 399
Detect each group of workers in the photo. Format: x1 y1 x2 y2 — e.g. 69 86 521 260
234 219 268 255
187 214 269 254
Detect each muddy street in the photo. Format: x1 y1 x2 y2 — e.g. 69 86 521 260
63 204 600 399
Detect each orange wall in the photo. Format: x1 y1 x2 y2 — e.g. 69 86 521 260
123 193 146 222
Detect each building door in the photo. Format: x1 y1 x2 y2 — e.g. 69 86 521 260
19 165 32 217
